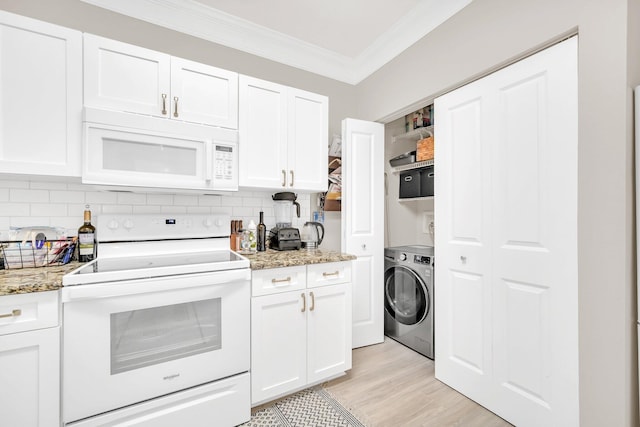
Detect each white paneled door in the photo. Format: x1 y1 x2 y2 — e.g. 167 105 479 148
434 36 578 426
341 118 384 348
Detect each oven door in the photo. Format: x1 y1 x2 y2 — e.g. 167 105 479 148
61 268 250 424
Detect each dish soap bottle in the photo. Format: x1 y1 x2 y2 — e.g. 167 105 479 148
248 220 257 253
78 204 96 262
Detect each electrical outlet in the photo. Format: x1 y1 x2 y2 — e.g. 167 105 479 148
422 212 434 234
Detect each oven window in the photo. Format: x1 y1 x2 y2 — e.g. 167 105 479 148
110 298 221 375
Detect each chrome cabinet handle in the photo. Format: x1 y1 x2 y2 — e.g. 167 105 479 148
161 94 167 115
290 170 294 187
282 170 286 187
173 97 179 117
309 291 315 311
0 309 21 319
271 277 291 284
322 271 339 277
301 293 306 312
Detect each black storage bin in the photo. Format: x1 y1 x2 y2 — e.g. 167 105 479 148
419 165 435 197
399 170 421 198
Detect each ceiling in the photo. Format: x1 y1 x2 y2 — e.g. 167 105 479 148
80 0 472 84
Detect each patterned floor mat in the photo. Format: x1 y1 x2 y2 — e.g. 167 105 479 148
241 387 366 427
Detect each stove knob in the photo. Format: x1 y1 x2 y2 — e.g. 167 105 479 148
215 218 223 227
123 219 134 231
107 219 119 230
203 218 213 228
399 253 407 261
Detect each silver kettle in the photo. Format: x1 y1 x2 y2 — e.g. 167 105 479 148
300 221 324 249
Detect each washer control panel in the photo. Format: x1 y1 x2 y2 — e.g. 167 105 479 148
413 255 432 265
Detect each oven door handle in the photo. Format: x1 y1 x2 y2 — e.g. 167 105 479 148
61 269 251 302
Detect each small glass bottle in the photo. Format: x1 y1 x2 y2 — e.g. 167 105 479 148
77 204 96 262
257 211 267 252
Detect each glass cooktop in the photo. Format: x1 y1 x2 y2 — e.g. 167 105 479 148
63 250 249 286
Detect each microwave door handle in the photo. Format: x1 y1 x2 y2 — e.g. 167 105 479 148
205 140 213 183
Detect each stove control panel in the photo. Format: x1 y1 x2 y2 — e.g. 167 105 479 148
96 214 231 242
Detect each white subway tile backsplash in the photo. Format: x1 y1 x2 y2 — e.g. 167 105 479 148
11 216 50 228
186 206 212 214
116 193 147 205
0 203 30 216
86 191 118 204
198 195 221 206
160 206 188 214
242 197 266 207
10 189 49 203
30 204 68 217
29 181 69 190
0 178 317 237
102 204 134 214
49 190 84 204
231 206 254 217
132 205 163 214
146 194 173 205
173 195 199 206
219 196 243 207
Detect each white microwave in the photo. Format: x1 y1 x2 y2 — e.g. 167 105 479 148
82 108 238 193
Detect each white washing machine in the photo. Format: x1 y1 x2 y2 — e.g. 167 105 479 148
384 245 434 359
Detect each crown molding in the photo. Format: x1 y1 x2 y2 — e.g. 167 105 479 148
80 0 471 85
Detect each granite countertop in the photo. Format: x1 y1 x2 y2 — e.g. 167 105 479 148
0 262 82 296
242 249 356 270
0 249 356 296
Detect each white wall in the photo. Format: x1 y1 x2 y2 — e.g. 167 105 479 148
355 0 639 425
0 177 310 240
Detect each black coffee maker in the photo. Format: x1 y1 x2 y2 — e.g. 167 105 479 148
269 192 302 250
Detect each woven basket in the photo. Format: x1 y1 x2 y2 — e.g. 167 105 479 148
417 136 434 161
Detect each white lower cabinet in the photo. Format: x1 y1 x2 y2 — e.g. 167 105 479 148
0 291 60 427
250 262 352 406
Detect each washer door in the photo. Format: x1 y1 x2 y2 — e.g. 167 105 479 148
384 265 429 326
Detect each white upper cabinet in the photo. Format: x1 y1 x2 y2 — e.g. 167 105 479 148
239 75 328 192
0 11 82 176
84 34 238 129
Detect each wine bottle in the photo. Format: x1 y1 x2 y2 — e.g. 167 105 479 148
78 204 96 262
257 211 267 252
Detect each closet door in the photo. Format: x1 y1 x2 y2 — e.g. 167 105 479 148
434 36 578 427
341 118 384 348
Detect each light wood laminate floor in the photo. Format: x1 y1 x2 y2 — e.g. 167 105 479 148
324 338 512 427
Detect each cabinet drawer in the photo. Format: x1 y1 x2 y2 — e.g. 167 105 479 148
0 291 59 336
252 266 306 296
307 262 351 288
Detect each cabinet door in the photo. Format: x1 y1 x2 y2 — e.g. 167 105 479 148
307 283 352 384
239 75 288 189
84 34 171 117
251 290 306 405
0 11 82 176
288 88 328 191
171 57 238 128
0 327 60 427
